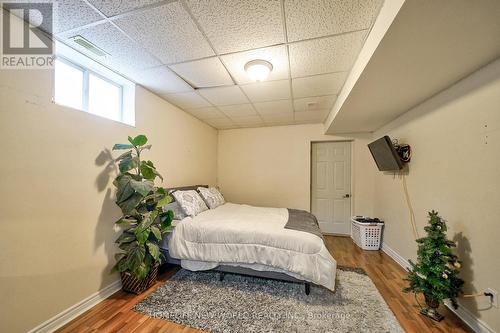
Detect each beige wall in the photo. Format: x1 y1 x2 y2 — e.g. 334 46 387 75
373 58 500 331
0 69 217 333
217 124 376 216
2 52 498 333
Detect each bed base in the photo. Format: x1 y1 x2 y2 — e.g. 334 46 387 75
216 265 311 295
161 250 311 295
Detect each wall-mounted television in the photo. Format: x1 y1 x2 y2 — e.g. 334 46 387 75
368 136 404 171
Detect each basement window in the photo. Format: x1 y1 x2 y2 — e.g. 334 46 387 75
53 42 135 126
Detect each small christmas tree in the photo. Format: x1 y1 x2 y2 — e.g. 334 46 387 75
403 210 464 321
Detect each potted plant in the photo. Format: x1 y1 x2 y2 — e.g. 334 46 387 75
403 211 464 321
110 134 173 294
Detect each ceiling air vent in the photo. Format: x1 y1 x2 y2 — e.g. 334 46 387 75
70 35 108 58
306 102 318 110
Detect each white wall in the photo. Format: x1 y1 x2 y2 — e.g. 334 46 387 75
217 124 376 216
0 69 218 333
373 57 500 332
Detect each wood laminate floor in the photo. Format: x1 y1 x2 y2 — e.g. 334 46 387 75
57 236 470 332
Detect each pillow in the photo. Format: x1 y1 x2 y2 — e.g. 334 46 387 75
198 187 225 209
172 190 208 217
163 201 187 220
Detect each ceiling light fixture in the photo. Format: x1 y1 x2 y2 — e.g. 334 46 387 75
244 59 273 82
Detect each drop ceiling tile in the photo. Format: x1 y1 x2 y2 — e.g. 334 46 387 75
218 125 240 129
240 123 266 128
265 120 296 127
128 66 193 95
294 119 321 125
15 1 103 34
218 104 257 117
185 0 284 53
88 0 164 17
58 22 160 74
294 95 336 112
198 86 248 106
253 100 293 114
204 117 235 129
241 80 291 102
52 1 104 33
186 106 225 119
114 2 214 64
261 113 294 122
289 30 367 77
292 72 347 98
221 45 289 84
230 115 264 126
169 57 233 88
162 92 211 109
294 109 329 123
285 0 383 41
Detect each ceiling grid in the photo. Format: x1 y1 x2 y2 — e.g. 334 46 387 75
48 0 384 129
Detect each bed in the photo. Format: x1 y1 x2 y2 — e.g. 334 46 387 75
160 186 337 294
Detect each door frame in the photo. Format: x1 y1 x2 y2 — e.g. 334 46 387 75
309 140 354 236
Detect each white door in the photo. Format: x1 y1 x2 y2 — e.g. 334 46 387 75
311 141 352 235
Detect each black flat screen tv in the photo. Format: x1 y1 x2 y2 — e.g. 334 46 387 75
368 136 404 171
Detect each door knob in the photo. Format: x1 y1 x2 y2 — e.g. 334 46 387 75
343 194 350 198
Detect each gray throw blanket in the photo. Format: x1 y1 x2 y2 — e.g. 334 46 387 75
285 209 324 240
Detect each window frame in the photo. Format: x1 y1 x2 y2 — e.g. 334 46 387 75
54 55 125 123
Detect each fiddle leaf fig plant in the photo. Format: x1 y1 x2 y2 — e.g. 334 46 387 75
110 134 173 280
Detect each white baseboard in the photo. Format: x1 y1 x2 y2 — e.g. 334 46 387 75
381 242 494 333
27 279 122 333
381 242 410 271
444 300 496 333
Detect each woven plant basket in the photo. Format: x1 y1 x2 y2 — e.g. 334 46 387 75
121 263 159 294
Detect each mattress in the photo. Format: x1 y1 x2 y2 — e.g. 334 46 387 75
168 203 337 290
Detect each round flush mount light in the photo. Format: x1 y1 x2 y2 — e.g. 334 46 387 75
244 59 273 82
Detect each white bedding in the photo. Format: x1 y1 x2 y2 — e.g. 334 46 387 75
168 203 337 290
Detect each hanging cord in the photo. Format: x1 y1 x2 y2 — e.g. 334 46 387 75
398 144 492 301
392 139 417 239
403 172 491 300
402 173 419 239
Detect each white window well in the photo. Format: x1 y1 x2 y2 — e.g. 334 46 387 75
54 42 135 126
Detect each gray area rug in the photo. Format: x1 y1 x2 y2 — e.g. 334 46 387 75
134 267 404 333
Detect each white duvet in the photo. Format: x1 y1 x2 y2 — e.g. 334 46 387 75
168 203 337 290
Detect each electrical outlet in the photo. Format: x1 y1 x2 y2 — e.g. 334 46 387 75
486 288 498 308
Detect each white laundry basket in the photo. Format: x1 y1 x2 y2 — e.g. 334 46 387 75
351 217 384 250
